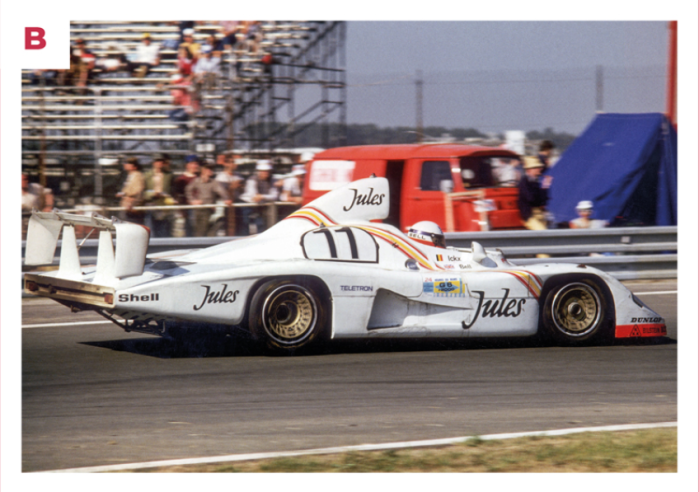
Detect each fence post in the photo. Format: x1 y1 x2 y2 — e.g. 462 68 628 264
266 203 277 230
226 204 236 236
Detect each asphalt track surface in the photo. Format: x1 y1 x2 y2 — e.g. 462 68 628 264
21 280 677 472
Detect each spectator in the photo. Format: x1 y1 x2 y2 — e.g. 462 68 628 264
220 21 240 50
116 157 145 224
538 140 556 169
96 44 128 74
492 157 521 186
143 154 173 237
172 156 201 237
185 164 231 237
176 46 196 77
165 71 197 121
215 153 244 201
241 160 279 234
193 45 221 89
22 173 44 212
278 164 306 205
179 28 201 59
22 174 44 237
130 33 160 78
202 34 223 57
30 70 57 86
73 38 96 89
215 154 244 235
569 200 608 229
177 22 196 43
517 156 552 231
42 187 55 212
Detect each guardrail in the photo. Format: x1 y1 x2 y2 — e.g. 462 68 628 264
22 225 677 281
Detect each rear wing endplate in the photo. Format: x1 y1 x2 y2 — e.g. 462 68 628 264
24 211 150 284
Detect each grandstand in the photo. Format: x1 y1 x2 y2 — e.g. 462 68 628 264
21 21 347 206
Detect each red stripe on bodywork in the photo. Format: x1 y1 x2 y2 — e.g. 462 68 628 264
615 323 667 338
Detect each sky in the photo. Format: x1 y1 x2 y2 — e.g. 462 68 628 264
339 21 670 135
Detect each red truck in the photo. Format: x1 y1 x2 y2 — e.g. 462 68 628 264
303 144 524 233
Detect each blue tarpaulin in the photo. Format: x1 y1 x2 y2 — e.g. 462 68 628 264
547 113 677 227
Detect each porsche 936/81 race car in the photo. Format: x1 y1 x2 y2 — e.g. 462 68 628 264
23 176 666 353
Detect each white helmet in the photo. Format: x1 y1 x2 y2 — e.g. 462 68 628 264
407 221 446 248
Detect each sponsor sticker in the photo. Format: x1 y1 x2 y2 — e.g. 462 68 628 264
340 285 373 292
615 323 666 338
118 293 160 302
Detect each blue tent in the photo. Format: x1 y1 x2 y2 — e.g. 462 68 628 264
547 113 677 227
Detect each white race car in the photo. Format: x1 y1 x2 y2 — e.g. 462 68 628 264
23 176 666 353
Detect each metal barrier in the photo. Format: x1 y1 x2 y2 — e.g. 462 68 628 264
22 224 678 280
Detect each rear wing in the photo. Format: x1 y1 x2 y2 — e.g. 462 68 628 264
24 211 150 285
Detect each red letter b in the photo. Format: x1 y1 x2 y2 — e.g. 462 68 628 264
25 27 47 50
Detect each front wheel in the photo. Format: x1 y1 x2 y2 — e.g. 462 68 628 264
541 279 611 345
249 280 328 353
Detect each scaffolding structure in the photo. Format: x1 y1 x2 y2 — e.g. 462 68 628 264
21 21 347 204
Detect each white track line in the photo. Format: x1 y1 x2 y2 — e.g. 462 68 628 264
633 290 677 295
22 320 112 329
40 421 677 473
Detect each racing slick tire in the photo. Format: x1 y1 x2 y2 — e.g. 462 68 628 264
249 279 328 353
541 278 613 346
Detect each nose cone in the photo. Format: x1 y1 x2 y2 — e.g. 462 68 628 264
615 302 666 339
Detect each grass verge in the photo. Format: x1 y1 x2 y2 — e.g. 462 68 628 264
133 428 676 473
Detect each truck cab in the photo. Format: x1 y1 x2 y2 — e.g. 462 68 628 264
303 144 523 232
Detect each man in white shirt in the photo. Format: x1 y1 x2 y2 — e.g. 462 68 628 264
193 45 221 89
131 33 160 77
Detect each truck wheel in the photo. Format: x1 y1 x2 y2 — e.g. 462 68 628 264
542 279 610 345
249 280 327 353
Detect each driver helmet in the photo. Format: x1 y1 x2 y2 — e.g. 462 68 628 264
407 221 446 248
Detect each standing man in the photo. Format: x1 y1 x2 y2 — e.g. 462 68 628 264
172 155 200 236
517 156 552 231
116 157 145 224
185 164 231 237
215 153 244 235
240 160 279 234
143 154 173 237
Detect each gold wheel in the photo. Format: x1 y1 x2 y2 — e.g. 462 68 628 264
261 284 318 347
550 282 602 338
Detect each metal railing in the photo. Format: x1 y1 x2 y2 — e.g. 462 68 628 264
21 219 678 280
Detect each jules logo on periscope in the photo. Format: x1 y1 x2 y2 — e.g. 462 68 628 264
25 27 47 50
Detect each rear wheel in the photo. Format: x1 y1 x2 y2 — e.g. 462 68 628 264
542 279 610 345
249 280 328 353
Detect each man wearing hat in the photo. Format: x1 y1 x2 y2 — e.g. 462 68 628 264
241 160 279 234
131 32 160 77
179 28 201 58
570 200 608 229
517 156 553 230
278 164 306 205
193 44 221 90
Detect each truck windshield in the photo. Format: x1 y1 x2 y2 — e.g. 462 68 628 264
460 156 522 189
